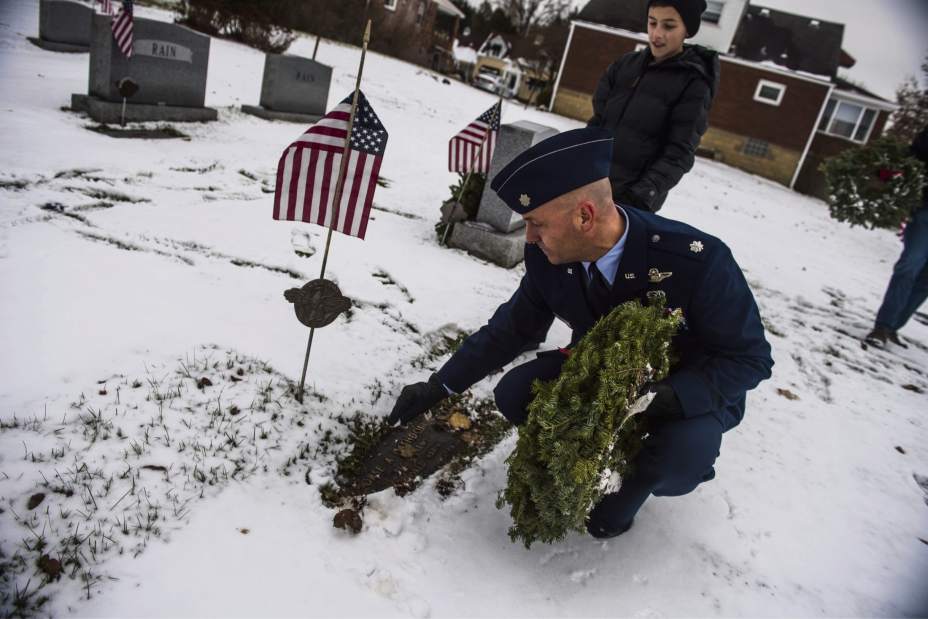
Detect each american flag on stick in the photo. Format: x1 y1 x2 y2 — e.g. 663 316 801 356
111 0 133 57
97 0 114 15
448 101 500 174
273 91 388 240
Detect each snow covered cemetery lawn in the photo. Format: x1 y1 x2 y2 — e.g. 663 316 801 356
1 1 927 616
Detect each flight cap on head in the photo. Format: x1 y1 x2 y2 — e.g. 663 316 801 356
489 127 614 214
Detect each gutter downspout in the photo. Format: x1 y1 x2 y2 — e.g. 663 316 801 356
548 20 576 113
791 82 835 190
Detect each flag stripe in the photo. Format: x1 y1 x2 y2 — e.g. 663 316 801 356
274 147 295 220
272 149 284 218
319 150 336 228
286 147 303 221
356 156 381 240
308 148 324 224
338 150 358 233
293 149 311 223
347 151 369 235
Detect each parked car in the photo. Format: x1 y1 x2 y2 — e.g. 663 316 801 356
474 72 501 94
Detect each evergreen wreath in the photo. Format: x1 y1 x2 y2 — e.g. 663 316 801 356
497 298 682 548
821 137 925 230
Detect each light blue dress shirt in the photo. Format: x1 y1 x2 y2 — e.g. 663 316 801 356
582 206 629 287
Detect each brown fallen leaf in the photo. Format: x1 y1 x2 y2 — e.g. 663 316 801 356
397 445 416 459
448 412 472 430
776 388 799 401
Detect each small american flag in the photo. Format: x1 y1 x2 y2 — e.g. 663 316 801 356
111 0 133 57
448 101 500 174
273 91 388 240
97 0 114 15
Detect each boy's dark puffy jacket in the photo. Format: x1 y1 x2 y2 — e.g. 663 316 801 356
589 45 720 212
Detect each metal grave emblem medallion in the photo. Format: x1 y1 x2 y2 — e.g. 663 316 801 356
284 278 351 328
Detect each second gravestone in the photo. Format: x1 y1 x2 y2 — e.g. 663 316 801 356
242 54 332 123
28 0 93 53
71 14 217 123
449 120 558 268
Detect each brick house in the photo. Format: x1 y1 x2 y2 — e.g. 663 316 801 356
549 1 897 197
376 0 465 69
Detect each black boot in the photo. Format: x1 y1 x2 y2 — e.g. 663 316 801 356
864 326 891 347
887 330 909 349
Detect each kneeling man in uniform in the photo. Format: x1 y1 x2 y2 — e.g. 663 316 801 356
388 127 774 538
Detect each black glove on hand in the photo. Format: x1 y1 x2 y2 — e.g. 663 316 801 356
387 373 448 425
639 381 684 421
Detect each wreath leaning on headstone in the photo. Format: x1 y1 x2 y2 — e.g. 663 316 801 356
821 136 926 230
497 298 683 548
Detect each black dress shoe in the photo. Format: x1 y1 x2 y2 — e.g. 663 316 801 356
586 517 634 539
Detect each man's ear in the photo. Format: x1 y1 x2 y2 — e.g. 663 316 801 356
577 201 596 230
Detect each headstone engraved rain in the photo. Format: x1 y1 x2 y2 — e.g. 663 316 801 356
71 14 217 123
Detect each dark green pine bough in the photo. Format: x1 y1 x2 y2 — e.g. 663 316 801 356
498 298 683 548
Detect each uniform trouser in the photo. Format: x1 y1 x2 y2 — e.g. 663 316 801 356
875 205 928 331
494 353 722 533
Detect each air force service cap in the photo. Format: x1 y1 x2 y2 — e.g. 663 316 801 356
489 127 614 214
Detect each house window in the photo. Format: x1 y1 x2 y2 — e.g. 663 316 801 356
817 99 837 131
703 1 723 24
384 0 397 11
818 98 878 143
854 108 877 142
754 79 786 106
743 138 770 157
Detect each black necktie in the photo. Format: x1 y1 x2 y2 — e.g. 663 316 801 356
586 263 612 317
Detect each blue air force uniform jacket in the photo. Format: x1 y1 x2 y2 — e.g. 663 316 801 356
436 206 773 431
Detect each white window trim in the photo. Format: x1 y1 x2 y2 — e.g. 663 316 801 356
384 0 397 11
754 79 786 106
818 98 879 144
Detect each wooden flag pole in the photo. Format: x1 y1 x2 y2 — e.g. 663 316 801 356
441 96 502 246
297 19 373 403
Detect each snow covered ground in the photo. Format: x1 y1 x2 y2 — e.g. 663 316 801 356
1 1 927 616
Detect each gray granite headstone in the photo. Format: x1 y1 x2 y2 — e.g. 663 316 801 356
260 54 331 115
477 121 558 233
88 13 211 108
32 0 93 52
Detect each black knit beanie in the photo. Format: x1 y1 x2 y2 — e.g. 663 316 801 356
647 0 707 37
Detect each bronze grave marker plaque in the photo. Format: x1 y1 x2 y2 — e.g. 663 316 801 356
338 412 468 496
